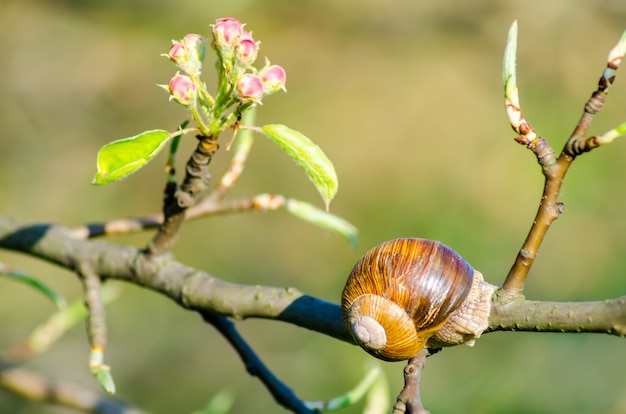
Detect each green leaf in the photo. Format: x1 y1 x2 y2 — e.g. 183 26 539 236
23 286 121 358
503 20 518 95
260 124 338 209
1 267 67 309
92 129 170 185
89 347 116 394
285 199 358 247
304 365 382 411
597 119 626 144
94 366 116 394
190 390 235 414
363 365 390 414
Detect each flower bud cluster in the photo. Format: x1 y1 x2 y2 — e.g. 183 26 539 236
166 34 207 76
160 17 287 135
211 18 286 103
160 34 207 107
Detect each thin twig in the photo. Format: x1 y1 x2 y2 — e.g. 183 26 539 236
392 349 430 414
202 313 317 414
69 194 286 239
2 287 121 364
501 27 626 294
0 363 147 414
79 265 115 394
80 267 107 354
564 29 626 155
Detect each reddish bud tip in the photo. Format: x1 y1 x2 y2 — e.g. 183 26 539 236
167 34 206 75
236 74 264 100
259 65 287 95
213 17 244 47
168 42 187 61
168 74 197 106
237 38 259 66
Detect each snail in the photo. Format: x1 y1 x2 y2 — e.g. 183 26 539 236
341 238 497 362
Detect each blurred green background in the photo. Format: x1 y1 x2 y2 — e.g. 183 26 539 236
1 1 626 413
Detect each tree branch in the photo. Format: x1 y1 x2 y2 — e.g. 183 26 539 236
1 217 624 345
147 135 218 256
202 313 316 414
70 193 286 240
501 26 626 295
488 291 626 335
392 349 430 414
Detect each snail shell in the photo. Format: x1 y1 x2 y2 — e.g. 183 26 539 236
341 238 496 361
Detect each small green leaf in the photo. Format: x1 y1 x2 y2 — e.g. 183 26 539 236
191 390 235 414
92 129 170 185
1 267 67 309
285 199 357 247
90 347 116 394
304 365 382 411
94 366 116 394
363 365 390 414
22 286 121 358
597 119 626 144
260 124 338 209
503 20 518 95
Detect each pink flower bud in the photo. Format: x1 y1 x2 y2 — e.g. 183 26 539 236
239 29 254 42
166 35 205 75
168 74 197 106
213 17 243 47
236 74 264 100
259 65 287 95
236 38 258 66
183 33 206 63
168 42 187 62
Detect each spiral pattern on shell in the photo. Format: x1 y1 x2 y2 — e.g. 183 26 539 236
341 238 474 361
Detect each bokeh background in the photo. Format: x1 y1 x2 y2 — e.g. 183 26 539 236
1 1 626 413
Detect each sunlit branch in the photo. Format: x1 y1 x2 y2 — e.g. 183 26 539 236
1 218 623 343
502 26 626 294
564 29 626 156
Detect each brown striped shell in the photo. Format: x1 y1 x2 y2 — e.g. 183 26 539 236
341 238 486 361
